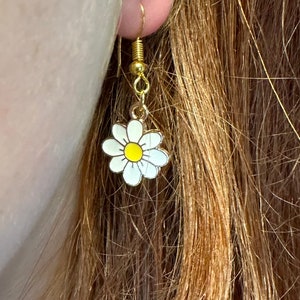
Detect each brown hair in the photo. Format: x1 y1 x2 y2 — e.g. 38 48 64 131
50 0 300 298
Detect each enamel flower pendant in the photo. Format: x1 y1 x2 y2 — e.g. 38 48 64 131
102 119 169 186
102 37 169 186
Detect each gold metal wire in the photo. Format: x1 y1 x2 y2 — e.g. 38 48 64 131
132 38 144 62
130 101 149 122
137 3 145 38
133 74 150 96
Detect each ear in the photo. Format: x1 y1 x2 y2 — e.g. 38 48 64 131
117 0 173 40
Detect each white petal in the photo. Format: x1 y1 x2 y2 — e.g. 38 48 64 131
143 149 169 167
138 161 158 179
102 139 124 156
109 156 128 173
123 162 142 186
112 124 128 146
127 119 143 142
139 132 163 150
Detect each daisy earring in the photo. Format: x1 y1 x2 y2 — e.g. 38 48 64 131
102 119 169 187
102 5 169 187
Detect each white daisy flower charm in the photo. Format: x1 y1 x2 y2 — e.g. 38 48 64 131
102 119 169 186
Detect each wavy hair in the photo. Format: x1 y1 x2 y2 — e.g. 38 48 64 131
47 0 300 299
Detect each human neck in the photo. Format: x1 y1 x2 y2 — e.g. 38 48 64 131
0 158 79 299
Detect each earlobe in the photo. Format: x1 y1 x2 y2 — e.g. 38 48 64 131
117 0 173 40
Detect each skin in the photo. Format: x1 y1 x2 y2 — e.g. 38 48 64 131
0 0 172 298
0 0 121 298
118 0 173 39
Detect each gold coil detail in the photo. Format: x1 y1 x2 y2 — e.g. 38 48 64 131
132 38 144 62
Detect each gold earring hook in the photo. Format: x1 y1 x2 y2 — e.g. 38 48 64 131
117 3 145 78
129 2 147 77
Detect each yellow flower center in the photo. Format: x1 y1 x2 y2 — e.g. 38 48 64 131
124 142 143 162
